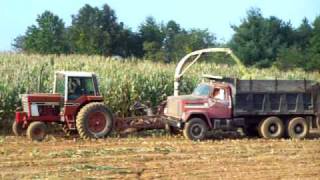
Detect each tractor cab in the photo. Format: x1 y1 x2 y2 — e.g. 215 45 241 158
54 71 100 101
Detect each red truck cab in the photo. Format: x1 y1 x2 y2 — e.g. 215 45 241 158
164 80 244 141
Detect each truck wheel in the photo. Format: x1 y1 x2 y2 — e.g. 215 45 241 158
12 121 25 136
165 123 180 135
76 102 113 139
258 116 284 139
287 117 309 139
27 121 47 141
183 118 207 141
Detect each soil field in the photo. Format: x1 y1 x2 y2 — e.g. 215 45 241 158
0 132 320 179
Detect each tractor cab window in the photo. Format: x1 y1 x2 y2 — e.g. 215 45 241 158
68 77 95 100
55 74 65 95
212 88 225 100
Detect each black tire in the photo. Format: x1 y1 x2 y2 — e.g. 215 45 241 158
76 102 113 139
62 124 77 136
27 121 47 141
287 117 309 139
12 121 24 136
183 118 208 141
258 116 284 139
165 123 180 135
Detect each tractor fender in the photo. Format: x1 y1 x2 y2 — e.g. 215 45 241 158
75 100 103 117
183 111 212 129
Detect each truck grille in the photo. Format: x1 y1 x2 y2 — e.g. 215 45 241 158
166 97 182 118
21 95 29 113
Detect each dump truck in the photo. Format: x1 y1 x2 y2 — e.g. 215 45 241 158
164 48 320 140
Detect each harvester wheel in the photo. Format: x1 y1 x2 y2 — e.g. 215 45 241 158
27 121 47 141
258 116 284 139
183 118 207 141
287 117 309 139
76 102 113 139
12 121 25 136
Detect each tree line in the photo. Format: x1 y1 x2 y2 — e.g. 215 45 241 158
13 4 320 71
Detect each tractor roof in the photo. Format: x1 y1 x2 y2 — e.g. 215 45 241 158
55 71 95 77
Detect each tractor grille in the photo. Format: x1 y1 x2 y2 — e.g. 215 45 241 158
166 97 182 118
21 95 29 113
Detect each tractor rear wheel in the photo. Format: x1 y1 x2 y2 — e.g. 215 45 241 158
76 102 113 139
183 118 208 141
27 121 47 141
12 121 25 136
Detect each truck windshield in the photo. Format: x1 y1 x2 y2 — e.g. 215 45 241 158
193 84 212 96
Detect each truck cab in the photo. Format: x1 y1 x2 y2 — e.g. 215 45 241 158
165 77 244 140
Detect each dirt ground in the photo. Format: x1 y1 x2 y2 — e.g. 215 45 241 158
0 132 320 179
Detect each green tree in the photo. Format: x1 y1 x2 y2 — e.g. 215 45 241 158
186 29 215 51
139 16 165 61
69 4 110 55
307 16 320 71
295 18 313 52
69 3 140 57
229 8 294 67
117 28 144 58
162 20 216 62
163 20 181 62
13 11 68 54
274 46 306 70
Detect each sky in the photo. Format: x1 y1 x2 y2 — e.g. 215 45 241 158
0 0 319 51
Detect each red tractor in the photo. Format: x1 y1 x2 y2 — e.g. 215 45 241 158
13 71 113 141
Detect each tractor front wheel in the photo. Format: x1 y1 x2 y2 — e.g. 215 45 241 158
76 102 113 139
27 121 47 141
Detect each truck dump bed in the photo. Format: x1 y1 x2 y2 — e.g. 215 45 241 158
225 79 320 116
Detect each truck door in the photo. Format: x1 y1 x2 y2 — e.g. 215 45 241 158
208 87 232 118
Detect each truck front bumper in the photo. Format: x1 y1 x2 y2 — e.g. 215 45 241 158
163 116 184 129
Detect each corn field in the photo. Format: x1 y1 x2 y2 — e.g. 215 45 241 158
0 53 319 131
